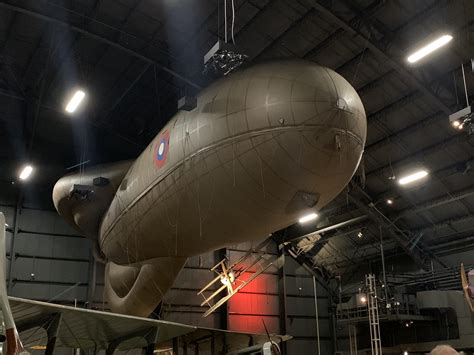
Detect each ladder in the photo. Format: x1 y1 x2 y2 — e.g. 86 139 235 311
366 274 382 355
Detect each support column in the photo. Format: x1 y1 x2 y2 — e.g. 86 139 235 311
278 244 288 355
45 313 62 355
7 192 22 292
210 334 215 355
312 275 321 355
183 340 188 355
144 342 155 355
216 248 228 331
172 337 179 355
86 253 97 309
144 327 160 355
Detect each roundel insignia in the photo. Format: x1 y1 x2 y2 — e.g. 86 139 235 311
153 130 170 168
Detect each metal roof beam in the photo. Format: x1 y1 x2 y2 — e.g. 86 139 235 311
395 185 474 221
413 214 474 235
285 215 368 244
0 90 143 148
253 8 315 61
365 111 444 153
337 221 474 266
366 133 469 178
0 3 202 90
324 158 474 228
347 185 445 270
299 0 451 115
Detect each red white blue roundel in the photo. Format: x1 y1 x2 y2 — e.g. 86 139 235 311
154 130 170 168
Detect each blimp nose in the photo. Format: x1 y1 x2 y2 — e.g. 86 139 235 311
246 61 367 207
242 61 366 143
285 63 366 140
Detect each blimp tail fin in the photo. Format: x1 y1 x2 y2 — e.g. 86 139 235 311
105 257 187 317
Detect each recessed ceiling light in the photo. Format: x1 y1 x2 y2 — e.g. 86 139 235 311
65 90 86 113
299 213 318 224
386 199 393 205
407 34 453 63
19 165 33 181
398 170 429 185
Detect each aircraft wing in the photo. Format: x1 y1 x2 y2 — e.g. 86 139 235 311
8 297 289 353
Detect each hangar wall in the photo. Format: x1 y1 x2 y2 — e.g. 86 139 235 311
1 204 94 304
0 202 333 354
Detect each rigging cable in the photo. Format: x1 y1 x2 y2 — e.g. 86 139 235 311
224 0 227 43
231 0 236 44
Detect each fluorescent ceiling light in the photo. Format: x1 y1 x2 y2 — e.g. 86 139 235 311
65 90 86 113
19 165 33 181
407 34 453 63
398 170 428 185
298 212 318 224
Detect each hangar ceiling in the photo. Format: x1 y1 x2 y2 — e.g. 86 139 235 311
0 0 473 279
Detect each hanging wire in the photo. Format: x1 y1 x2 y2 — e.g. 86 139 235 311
79 130 87 184
231 0 236 45
154 65 160 119
352 36 370 86
453 71 459 107
224 0 228 43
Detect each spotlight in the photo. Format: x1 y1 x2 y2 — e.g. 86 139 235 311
65 90 86 113
19 165 33 181
299 213 318 224
398 170 428 185
386 198 393 205
449 106 471 131
407 34 453 63
404 351 409 355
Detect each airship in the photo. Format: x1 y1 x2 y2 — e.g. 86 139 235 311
53 60 367 317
